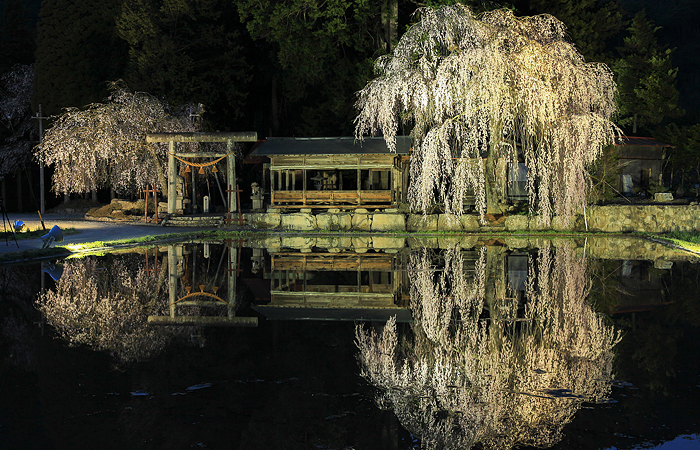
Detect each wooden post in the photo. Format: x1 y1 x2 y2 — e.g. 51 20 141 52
168 142 176 214
228 242 236 318
168 245 177 318
227 140 236 214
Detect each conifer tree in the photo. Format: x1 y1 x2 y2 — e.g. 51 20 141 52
117 0 250 129
613 9 682 135
526 0 623 64
34 0 127 116
237 0 384 136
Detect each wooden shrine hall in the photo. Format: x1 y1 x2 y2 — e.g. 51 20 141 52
249 136 412 210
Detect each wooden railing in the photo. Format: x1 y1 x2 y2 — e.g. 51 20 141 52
272 189 393 208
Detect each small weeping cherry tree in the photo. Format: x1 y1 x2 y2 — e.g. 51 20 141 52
38 256 190 363
356 245 620 449
35 82 197 197
355 5 619 225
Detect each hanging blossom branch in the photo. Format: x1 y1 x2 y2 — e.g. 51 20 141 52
356 245 621 449
35 82 196 196
355 5 619 225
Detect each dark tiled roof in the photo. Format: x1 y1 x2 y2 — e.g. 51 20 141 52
615 136 673 147
249 136 412 156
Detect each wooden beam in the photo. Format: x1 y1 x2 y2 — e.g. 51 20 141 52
174 152 230 158
146 132 257 143
147 316 258 326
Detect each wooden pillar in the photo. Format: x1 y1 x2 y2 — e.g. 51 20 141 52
228 244 237 318
168 245 178 317
168 142 176 214
270 170 275 206
227 140 236 213
192 163 197 214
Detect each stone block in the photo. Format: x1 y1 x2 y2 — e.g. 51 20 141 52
280 213 316 231
372 236 406 250
316 213 352 231
461 215 481 231
552 216 575 232
528 216 549 231
438 214 462 232
280 236 315 251
505 215 529 231
654 192 674 202
352 213 372 231
315 236 353 250
246 212 281 229
352 236 371 252
438 236 463 249
371 214 406 232
407 214 438 232
504 237 529 249
406 236 438 248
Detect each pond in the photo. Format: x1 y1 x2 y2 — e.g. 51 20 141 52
1 236 699 449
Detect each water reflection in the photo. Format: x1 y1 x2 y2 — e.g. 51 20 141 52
16 237 698 449
356 244 621 449
253 250 411 322
37 241 256 363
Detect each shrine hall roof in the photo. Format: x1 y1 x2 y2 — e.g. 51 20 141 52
249 136 412 156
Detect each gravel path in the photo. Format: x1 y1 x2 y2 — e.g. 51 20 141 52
0 212 200 255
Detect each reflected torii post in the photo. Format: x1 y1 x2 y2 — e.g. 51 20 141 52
148 244 257 327
146 132 257 215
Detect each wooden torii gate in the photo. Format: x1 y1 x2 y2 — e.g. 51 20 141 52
145 132 257 215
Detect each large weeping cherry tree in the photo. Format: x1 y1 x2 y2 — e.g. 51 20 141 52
35 83 196 196
355 5 618 225
356 245 620 449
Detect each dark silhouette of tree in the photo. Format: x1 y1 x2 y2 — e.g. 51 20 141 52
526 0 624 64
34 0 127 116
237 0 387 136
117 0 251 130
613 9 682 135
0 64 35 176
0 0 36 73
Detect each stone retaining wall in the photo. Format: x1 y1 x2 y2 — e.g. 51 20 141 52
244 205 700 234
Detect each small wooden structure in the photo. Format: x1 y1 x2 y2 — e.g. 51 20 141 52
615 136 672 194
253 251 412 322
249 136 411 210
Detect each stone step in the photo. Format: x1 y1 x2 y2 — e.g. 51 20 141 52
161 215 224 227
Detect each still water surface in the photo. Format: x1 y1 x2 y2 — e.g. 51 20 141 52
1 237 698 449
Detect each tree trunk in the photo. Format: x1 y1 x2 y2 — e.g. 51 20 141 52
380 0 398 53
485 152 506 215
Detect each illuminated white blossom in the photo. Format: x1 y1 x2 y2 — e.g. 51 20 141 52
355 6 618 225
356 245 620 449
35 83 195 196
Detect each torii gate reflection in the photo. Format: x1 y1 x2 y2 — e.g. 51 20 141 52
147 241 258 327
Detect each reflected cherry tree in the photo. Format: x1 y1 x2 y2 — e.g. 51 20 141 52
38 257 190 363
356 245 621 449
